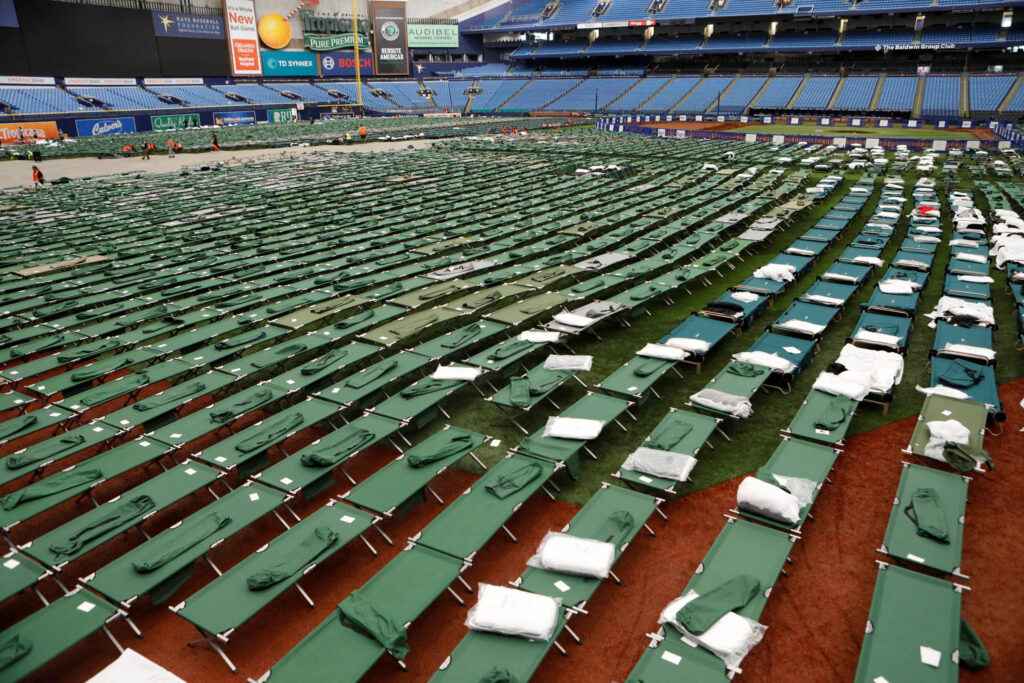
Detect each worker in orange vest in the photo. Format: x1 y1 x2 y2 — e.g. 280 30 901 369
359 125 367 142
32 165 44 190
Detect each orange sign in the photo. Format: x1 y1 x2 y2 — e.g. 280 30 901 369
0 121 58 143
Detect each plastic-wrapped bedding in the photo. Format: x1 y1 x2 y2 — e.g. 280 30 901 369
730 291 761 304
690 388 752 418
732 351 796 375
552 312 596 329
776 319 825 336
466 584 561 641
665 337 710 354
637 343 688 361
878 280 917 295
925 296 995 327
658 591 767 670
518 330 560 343
924 419 970 459
915 384 970 400
736 477 802 525
812 371 873 401
543 355 592 371
621 447 697 482
837 344 904 393
543 416 604 440
942 343 995 361
526 532 615 578
853 329 902 347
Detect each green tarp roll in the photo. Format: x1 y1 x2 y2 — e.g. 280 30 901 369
246 526 338 590
49 495 155 558
132 512 232 573
340 590 410 661
1 469 102 510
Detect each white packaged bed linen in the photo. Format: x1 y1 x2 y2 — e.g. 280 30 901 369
658 591 767 670
736 476 803 525
852 256 884 267
665 337 710 354
730 291 761 304
552 312 596 329
732 351 795 375
517 330 561 343
837 344 904 392
952 252 988 265
812 371 872 401
915 384 970 400
543 416 604 440
690 388 752 418
853 329 902 347
431 365 481 381
803 294 844 307
776 319 825 336
526 532 616 578
465 584 561 641
637 343 688 361
924 419 971 459
543 354 592 371
942 343 995 361
622 447 697 481
751 263 795 282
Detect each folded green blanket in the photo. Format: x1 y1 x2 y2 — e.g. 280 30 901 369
210 388 275 423
139 317 186 335
633 357 669 378
407 432 475 468
0 635 31 671
69 355 134 383
133 380 207 412
80 373 150 407
334 310 377 331
441 324 482 349
507 376 533 408
457 292 503 312
398 379 460 398
4 434 86 471
340 590 409 661
647 418 693 452
50 494 156 558
248 343 308 369
676 575 761 635
370 283 403 299
726 361 767 378
1 468 102 510
56 339 120 363
235 411 305 454
629 285 661 301
299 348 350 376
480 668 518 683
0 415 36 441
266 297 318 316
300 428 375 468
942 442 993 474
132 512 232 573
903 487 950 543
343 360 399 390
246 526 339 590
215 329 266 351
596 510 635 546
959 618 989 669
938 360 984 388
485 462 544 499
813 396 850 431
488 339 533 361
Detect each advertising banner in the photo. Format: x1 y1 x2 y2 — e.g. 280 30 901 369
407 24 458 48
319 51 373 76
305 33 371 51
0 121 58 143
65 77 136 86
151 113 201 130
223 0 261 76
144 77 205 85
371 1 408 76
260 50 318 77
215 111 255 126
75 117 136 137
268 108 297 123
0 75 55 85
152 11 226 40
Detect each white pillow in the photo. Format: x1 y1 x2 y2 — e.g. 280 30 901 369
732 351 795 374
431 365 481 381
543 416 604 440
552 312 595 328
517 330 560 343
942 343 995 361
543 355 592 371
737 477 802 525
637 343 688 361
730 291 760 304
527 532 616 578
465 584 561 641
665 337 710 353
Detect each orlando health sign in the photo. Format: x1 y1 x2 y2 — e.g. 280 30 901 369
224 0 262 76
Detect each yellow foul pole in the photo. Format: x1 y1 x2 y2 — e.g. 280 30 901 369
353 0 363 108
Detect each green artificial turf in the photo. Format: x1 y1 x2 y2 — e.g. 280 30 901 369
437 158 1023 505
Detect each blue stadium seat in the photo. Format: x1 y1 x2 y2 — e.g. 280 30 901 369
368 81 431 108
499 78 582 111
770 32 838 49
833 76 878 111
753 77 802 109
676 77 734 113
469 79 530 111
608 77 671 111
716 77 766 114
67 87 166 110
791 76 839 110
921 75 959 118
968 75 1014 113
211 84 294 105
876 75 916 112
543 77 639 111
425 80 472 110
639 76 700 112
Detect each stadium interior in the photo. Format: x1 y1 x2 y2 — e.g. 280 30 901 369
1 0 1023 682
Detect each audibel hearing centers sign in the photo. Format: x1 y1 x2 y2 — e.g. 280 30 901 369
223 0 261 76
75 117 137 137
260 50 317 77
371 1 408 76
407 24 459 48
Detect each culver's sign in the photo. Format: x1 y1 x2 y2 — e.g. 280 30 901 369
76 116 137 137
